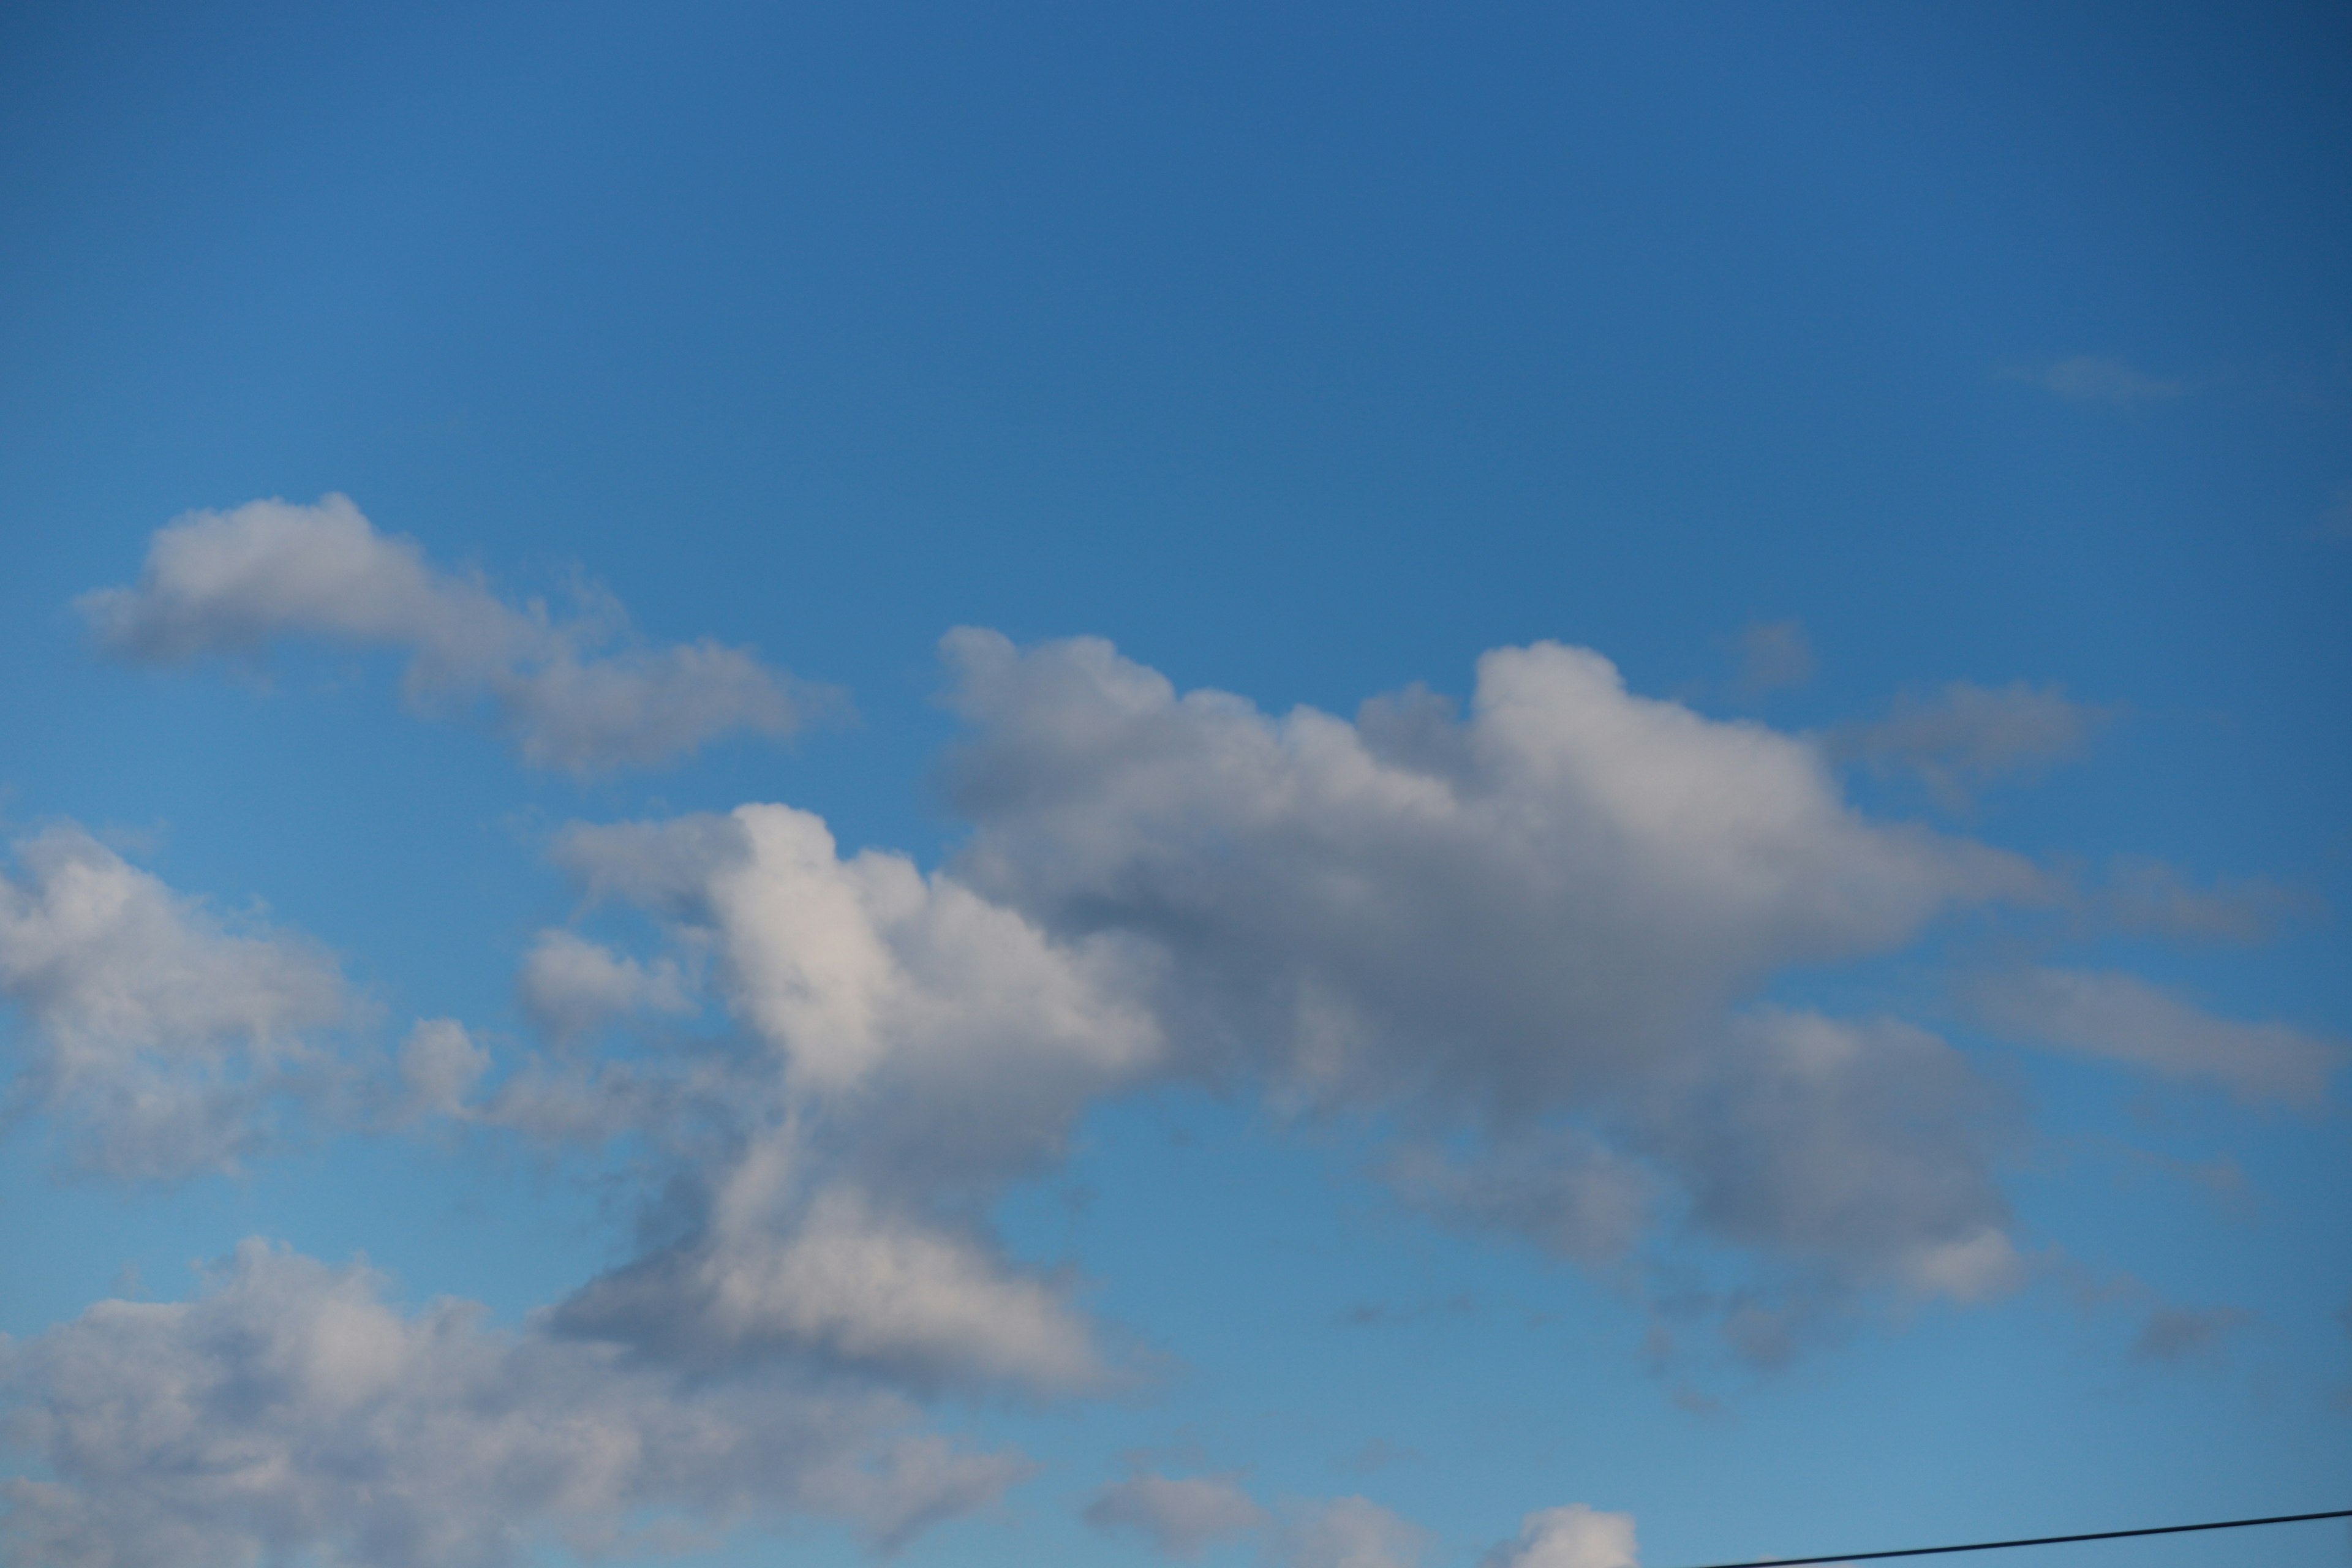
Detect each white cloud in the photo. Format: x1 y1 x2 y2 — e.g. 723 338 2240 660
1483 1504 1639 1568
0 824 353 1178
396 1017 490 1120
1830 680 2101 808
510 804 1161 1392
2013 355 2188 404
78 495 826 772
940 631 2035 1292
1083 1470 1269 1557
946 631 2032 1106
442 633 2155 1392
1280 1496 1428 1568
0 1240 1028 1568
517 929 695 1040
1968 967 2339 1106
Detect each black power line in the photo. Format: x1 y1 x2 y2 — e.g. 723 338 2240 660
1666 1507 2352 1568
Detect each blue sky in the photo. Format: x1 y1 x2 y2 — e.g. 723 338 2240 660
2 4 2348 1566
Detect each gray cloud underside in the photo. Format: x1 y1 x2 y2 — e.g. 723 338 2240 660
78 496 826 771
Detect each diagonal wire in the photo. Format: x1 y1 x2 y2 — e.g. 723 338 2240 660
1665 1507 2352 1568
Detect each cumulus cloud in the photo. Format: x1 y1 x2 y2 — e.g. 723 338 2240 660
940 631 2035 1295
1083 1469 1269 1556
0 1240 1026 1568
396 1017 491 1120
0 824 353 1178
1483 1504 1639 1568
461 633 2094 1392
78 495 826 771
510 804 1161 1392
1279 1496 1429 1568
1830 680 2103 809
2010 355 2187 404
1967 967 2338 1106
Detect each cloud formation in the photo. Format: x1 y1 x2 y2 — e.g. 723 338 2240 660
505 804 1159 1393
1084 1469 1269 1557
1483 1504 1640 1568
79 496 824 771
1280 1496 1429 1568
0 824 353 1178
423 632 2064 1401
940 631 2035 1297
1968 966 2338 1106
1830 680 2102 809
0 1240 1026 1568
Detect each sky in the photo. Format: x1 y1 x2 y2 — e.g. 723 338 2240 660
1 3 2349 1566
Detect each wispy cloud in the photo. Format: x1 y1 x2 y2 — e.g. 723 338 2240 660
1966 966 2339 1106
2007 355 2188 404
79 496 834 772
1084 1470 1269 1558
1733 618 1815 696
2130 1304 2251 1364
1829 679 2105 809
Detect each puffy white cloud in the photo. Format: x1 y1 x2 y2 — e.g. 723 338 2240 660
1483 1504 1639 1568
939 632 2034 1292
945 631 2030 1110
511 804 1159 1392
396 1017 491 1120
1280 1496 1428 1568
0 824 353 1178
543 804 1163 1191
467 634 2155 1391
78 496 824 771
0 1240 1028 1568
1968 967 2339 1106
1830 680 2103 808
1083 1469 1270 1557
